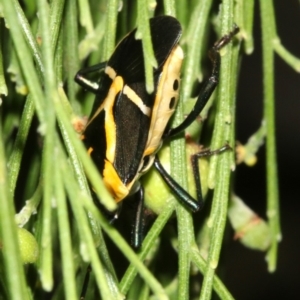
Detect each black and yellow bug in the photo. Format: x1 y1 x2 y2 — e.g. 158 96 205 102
75 16 239 248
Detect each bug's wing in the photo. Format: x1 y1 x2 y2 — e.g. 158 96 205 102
111 16 182 185
108 16 182 84
113 87 151 184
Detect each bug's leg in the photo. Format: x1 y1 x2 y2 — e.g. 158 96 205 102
110 202 123 224
74 62 107 93
165 25 239 138
80 264 92 300
191 144 232 205
131 187 145 249
153 156 201 212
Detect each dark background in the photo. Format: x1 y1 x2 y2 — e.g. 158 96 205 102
223 1 300 299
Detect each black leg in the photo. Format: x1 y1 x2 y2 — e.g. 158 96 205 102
153 145 231 214
74 61 107 93
165 25 239 138
131 187 145 249
153 156 201 212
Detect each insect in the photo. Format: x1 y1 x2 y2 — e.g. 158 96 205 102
75 16 239 249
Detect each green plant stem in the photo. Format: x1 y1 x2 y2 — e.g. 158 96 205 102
2 0 46 120
170 79 190 300
0 123 30 300
273 38 300 72
7 0 65 196
200 154 231 300
97 241 120 299
12 0 44 75
49 0 66 53
102 0 118 60
64 0 80 109
137 0 157 93
181 0 213 103
54 156 78 300
243 0 255 54
259 0 281 272
190 246 234 300
200 0 237 299
62 158 114 300
163 0 176 16
37 0 58 290
170 2 213 299
78 16 106 60
0 19 8 96
175 0 188 26
78 0 94 34
7 96 35 195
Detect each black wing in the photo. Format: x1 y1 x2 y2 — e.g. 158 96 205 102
108 16 182 83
